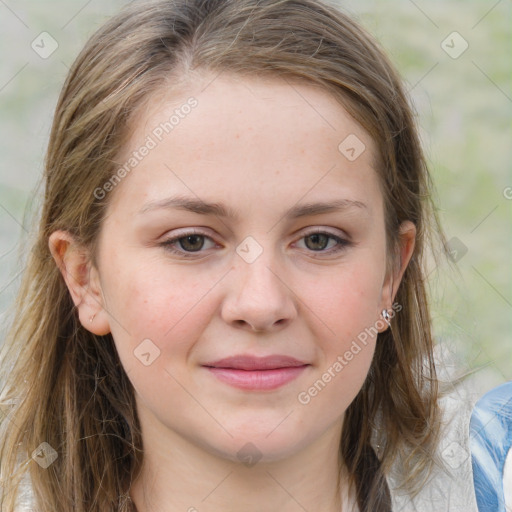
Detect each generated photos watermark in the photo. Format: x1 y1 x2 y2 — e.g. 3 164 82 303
297 302 402 405
93 97 198 200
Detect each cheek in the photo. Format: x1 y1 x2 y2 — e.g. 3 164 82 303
296 270 380 415
302 257 385 341
102 258 216 374
105 246 384 371
297 255 384 396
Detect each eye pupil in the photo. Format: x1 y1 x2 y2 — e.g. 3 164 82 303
180 235 204 252
164 231 345 257
305 233 329 251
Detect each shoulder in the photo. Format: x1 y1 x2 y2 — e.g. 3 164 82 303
389 381 480 510
504 449 512 510
470 381 512 512
388 345 480 512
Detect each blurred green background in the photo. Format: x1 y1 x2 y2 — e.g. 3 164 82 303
1 0 510 394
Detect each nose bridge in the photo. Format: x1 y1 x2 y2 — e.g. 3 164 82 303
235 236 285 300
222 235 296 331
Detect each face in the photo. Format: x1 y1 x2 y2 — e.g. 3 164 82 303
56 73 412 464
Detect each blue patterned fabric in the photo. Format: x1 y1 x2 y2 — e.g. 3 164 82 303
470 381 512 512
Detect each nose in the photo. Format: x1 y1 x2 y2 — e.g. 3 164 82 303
221 251 298 333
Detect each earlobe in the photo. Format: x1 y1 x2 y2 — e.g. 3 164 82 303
48 230 111 336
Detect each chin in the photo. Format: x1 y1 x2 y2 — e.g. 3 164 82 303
196 425 314 466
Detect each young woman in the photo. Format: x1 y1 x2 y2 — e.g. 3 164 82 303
0 0 479 510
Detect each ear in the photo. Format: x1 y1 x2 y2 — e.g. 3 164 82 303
48 230 110 336
378 220 416 332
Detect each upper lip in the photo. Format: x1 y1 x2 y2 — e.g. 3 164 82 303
203 355 309 370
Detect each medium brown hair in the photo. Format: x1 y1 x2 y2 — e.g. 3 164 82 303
0 1 443 510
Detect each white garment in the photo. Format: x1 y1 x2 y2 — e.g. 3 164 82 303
388 381 479 512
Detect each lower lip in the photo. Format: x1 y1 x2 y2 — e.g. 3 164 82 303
204 366 309 390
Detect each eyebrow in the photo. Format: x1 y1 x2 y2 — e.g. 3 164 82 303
138 195 367 220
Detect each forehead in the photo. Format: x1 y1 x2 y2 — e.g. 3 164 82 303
107 73 382 221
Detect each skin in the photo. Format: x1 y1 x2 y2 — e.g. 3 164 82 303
50 73 415 512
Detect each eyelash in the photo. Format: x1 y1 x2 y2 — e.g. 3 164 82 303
159 229 352 259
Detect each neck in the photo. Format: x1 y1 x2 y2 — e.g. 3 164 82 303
130 414 356 512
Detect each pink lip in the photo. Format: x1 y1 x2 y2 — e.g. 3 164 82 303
202 355 310 391
205 355 308 370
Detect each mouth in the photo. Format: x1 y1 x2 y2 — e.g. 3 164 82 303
202 355 310 391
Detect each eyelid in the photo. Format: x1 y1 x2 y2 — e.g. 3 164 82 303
292 227 351 255
160 226 352 258
159 228 218 258
163 227 214 239
299 226 349 239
